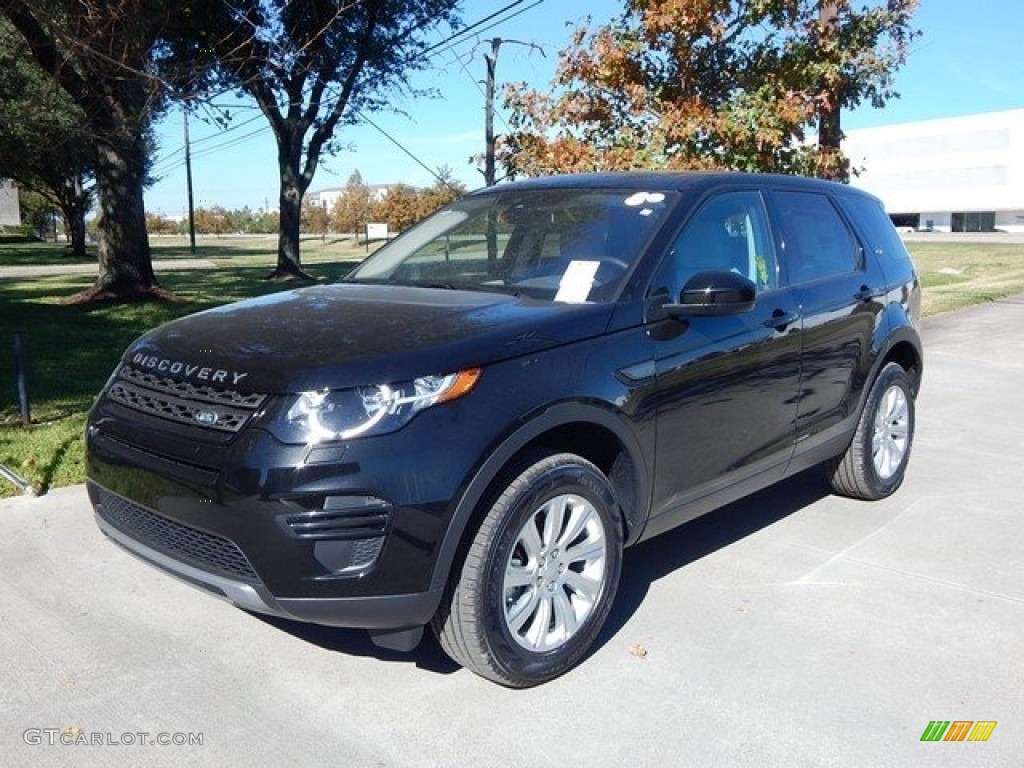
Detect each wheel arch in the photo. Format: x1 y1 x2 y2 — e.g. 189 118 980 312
875 323 923 396
427 402 650 595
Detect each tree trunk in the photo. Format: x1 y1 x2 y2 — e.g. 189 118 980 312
55 209 82 253
67 173 87 256
816 0 848 182
268 146 314 281
67 208 86 256
68 132 169 302
56 174 88 256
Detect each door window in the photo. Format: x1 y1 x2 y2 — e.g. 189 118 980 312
652 191 778 299
772 191 861 284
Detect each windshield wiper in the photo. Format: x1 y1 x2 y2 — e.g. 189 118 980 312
419 282 459 290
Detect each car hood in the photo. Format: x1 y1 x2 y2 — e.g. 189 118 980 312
124 283 614 393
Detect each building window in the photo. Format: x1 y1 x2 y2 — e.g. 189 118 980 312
889 213 920 230
951 212 996 232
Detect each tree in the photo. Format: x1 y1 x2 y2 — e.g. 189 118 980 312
418 166 466 218
145 212 179 235
369 184 422 234
194 206 232 236
330 171 373 237
251 210 280 235
0 1 183 301
301 199 330 240
175 0 460 280
503 0 919 182
18 188 56 239
0 19 94 255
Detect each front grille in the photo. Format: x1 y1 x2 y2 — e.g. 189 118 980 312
97 489 259 582
106 365 266 433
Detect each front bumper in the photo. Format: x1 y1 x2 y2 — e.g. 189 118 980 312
83 390 488 629
92 495 441 630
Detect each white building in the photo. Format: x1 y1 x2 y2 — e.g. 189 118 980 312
843 109 1024 233
0 178 20 226
307 183 393 211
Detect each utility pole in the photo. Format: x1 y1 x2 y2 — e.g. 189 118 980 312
183 106 197 254
483 38 500 188
482 38 543 187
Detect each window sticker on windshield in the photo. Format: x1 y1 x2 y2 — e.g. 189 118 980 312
554 260 601 304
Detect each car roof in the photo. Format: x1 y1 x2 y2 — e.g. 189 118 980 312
468 170 880 204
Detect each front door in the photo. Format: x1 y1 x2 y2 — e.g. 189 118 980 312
644 190 802 534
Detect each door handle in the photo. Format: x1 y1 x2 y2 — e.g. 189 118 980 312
854 285 883 302
765 308 799 330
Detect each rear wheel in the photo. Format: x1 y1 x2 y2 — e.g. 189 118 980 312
433 452 623 687
827 362 915 500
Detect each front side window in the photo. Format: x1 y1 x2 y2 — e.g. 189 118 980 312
651 190 778 299
773 191 861 284
346 188 675 303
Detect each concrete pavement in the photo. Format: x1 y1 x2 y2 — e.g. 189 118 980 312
1 299 1022 767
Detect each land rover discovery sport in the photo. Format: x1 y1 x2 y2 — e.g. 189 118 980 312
86 172 922 687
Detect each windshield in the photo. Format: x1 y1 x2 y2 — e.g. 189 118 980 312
345 187 675 303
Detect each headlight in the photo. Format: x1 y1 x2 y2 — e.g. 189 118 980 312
268 369 480 444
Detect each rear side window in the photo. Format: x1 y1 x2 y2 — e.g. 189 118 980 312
836 194 914 264
772 191 861 284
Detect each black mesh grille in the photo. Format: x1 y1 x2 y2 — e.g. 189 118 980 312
349 537 385 568
118 365 265 408
106 365 265 433
97 490 259 582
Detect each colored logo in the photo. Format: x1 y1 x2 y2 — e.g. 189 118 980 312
920 721 997 742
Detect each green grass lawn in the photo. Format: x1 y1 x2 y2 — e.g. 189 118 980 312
906 241 1024 316
0 240 97 266
0 238 367 495
2 237 1023 497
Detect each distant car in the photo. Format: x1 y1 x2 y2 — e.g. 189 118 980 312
86 172 922 687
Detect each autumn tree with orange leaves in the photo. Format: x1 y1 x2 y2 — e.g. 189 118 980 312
502 0 919 182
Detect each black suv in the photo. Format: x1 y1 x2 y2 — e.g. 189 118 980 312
86 172 922 687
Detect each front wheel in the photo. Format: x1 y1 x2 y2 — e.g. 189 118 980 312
826 362 916 500
432 452 623 687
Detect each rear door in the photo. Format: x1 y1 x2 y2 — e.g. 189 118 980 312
766 189 887 453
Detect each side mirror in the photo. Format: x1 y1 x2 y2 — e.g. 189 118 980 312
665 270 756 317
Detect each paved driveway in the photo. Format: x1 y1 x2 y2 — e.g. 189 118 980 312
2 299 1022 767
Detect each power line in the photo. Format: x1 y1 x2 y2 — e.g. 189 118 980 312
355 110 455 189
153 124 271 176
422 0 531 58
150 0 546 184
464 0 544 40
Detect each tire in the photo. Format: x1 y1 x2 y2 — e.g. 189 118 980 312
432 452 624 687
826 362 915 500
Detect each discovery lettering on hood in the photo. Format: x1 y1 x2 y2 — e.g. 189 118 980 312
130 353 249 386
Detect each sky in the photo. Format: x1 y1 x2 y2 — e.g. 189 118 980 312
144 0 1024 218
